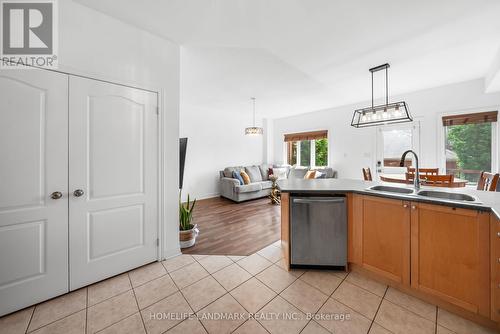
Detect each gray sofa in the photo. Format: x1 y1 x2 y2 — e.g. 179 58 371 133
219 165 337 202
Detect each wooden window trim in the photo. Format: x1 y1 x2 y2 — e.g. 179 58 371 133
284 130 328 142
442 111 497 126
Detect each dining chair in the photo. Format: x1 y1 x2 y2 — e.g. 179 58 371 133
407 167 439 175
362 168 372 181
477 171 499 191
406 173 454 187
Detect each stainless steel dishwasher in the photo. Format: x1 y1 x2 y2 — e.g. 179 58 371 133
290 195 347 268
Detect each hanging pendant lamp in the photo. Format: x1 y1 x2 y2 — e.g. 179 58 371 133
351 63 412 128
245 97 263 135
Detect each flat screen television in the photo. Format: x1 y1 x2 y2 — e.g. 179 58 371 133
179 137 188 189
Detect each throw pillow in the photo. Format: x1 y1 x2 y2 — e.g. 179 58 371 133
232 171 244 185
240 170 251 185
273 167 288 180
314 171 324 179
304 170 316 179
268 168 274 178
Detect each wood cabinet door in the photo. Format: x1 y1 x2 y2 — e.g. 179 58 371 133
360 196 410 285
491 214 500 321
411 203 490 317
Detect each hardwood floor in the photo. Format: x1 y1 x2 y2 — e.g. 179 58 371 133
181 196 281 256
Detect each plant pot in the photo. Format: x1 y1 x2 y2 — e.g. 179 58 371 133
179 224 199 248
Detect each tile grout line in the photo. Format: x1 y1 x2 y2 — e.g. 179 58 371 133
93 312 143 334
24 305 35 334
367 285 388 334
24 303 87 333
305 268 351 334
188 254 280 334
86 289 139 334
252 268 299 295
85 287 88 334
434 305 438 334
382 294 438 326
166 271 211 334
128 273 148 334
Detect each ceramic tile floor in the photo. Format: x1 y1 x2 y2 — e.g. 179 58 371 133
0 240 497 334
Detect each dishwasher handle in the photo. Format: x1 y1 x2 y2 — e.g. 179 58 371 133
293 198 345 204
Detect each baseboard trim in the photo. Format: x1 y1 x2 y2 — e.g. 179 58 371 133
163 247 181 260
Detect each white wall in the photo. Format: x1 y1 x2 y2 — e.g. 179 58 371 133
59 1 180 258
179 104 263 200
272 79 500 179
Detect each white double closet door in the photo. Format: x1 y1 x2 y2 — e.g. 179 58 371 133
0 68 158 316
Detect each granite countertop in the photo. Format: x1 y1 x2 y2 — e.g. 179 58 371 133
277 178 500 219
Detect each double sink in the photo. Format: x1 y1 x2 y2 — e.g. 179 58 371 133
368 185 479 203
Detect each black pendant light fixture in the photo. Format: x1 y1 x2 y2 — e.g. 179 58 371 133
351 63 412 128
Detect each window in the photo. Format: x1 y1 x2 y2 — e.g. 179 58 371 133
376 123 420 173
285 130 328 167
442 111 498 185
382 128 412 167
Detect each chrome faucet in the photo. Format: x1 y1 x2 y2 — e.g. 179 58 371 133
400 150 421 190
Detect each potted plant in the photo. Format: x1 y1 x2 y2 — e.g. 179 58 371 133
179 193 199 248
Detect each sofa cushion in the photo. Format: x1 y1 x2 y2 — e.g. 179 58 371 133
234 183 262 193
223 166 243 178
232 171 244 185
315 167 335 178
260 181 273 189
289 167 309 179
259 164 272 181
245 165 262 182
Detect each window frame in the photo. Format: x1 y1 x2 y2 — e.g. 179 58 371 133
437 107 499 180
285 138 328 168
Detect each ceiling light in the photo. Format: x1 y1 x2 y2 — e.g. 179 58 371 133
351 63 412 128
245 97 263 135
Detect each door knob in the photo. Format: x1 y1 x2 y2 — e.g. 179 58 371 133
73 189 85 197
50 191 63 199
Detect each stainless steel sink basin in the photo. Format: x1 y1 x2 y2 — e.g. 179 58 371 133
417 190 476 202
369 185 414 194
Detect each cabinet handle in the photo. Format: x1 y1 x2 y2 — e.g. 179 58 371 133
497 232 500 238
497 258 500 263
403 204 408 208
411 205 416 210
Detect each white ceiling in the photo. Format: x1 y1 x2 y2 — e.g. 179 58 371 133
75 0 500 119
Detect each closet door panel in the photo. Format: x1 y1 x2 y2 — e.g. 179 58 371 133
0 68 68 316
69 77 158 290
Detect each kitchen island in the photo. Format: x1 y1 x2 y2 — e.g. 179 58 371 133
278 178 500 330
